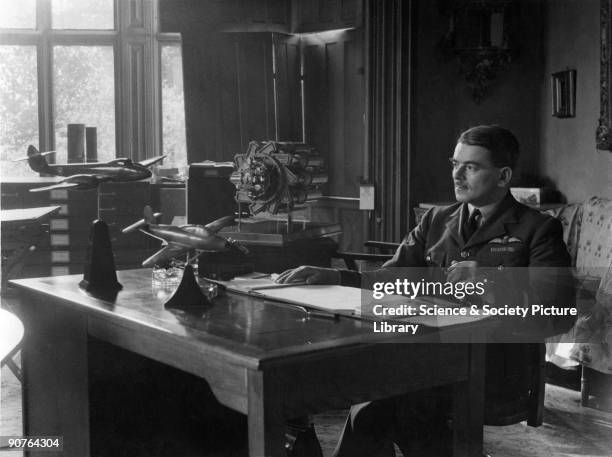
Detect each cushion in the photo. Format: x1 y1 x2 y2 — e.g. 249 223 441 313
544 203 582 266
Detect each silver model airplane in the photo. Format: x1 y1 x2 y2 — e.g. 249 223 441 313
123 206 248 267
17 145 166 192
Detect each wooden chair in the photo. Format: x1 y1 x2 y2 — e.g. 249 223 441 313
484 343 545 427
0 308 24 383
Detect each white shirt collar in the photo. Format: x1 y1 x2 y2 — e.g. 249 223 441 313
467 198 503 222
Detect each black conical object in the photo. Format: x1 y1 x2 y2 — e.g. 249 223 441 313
164 264 212 309
80 219 122 295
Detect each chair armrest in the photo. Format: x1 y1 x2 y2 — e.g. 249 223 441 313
333 252 393 271
363 241 400 252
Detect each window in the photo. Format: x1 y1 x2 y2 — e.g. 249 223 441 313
0 0 187 177
161 44 187 171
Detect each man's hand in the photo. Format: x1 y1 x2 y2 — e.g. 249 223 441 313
275 266 341 285
445 260 481 284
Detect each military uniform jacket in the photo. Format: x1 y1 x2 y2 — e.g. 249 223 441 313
340 192 575 337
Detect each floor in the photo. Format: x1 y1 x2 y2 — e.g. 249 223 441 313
2 360 612 457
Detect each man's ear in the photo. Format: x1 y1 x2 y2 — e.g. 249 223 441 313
498 167 512 187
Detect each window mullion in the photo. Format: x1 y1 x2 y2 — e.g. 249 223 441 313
37 0 53 154
148 0 161 159
115 0 125 160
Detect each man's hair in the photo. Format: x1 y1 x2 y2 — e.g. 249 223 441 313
458 125 520 170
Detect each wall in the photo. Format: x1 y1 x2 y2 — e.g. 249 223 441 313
302 29 364 197
539 0 612 202
411 0 546 209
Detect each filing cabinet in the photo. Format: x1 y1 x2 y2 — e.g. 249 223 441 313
1 180 153 277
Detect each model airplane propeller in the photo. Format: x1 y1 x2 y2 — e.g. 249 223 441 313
17 145 166 192
123 206 249 268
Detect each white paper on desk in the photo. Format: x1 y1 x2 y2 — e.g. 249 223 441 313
252 285 363 313
215 276 487 325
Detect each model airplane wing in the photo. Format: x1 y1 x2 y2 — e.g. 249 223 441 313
141 242 190 268
138 155 167 168
29 181 81 192
203 215 235 234
29 174 111 192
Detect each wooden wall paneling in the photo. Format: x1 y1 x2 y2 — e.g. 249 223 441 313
302 39 329 160
215 34 244 159
292 0 363 33
180 31 216 162
302 30 364 197
234 33 276 148
291 0 319 32
327 39 345 196
342 30 364 193
341 0 362 24
318 0 337 24
307 197 362 251
273 34 303 141
267 0 290 26
180 32 276 162
365 0 412 243
160 0 290 33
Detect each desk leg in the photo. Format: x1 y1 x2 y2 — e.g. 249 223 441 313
452 343 485 457
21 297 90 457
247 370 286 457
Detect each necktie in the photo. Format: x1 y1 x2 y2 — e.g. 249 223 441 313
463 209 481 241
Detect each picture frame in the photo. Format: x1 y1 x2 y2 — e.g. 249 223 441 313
551 69 576 118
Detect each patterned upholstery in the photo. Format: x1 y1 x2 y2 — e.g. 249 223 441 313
546 197 612 374
543 203 582 267
568 263 612 374
575 197 612 278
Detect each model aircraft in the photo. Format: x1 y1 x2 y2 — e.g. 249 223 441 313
18 145 166 192
123 206 248 268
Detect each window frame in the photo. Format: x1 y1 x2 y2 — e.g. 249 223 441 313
0 0 183 163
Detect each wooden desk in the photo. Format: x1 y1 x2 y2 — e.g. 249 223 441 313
11 269 491 457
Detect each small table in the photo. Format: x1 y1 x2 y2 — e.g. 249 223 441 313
11 269 492 457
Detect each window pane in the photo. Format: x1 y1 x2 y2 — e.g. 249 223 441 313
161 44 187 170
52 0 114 30
0 0 36 29
0 46 38 179
54 46 115 163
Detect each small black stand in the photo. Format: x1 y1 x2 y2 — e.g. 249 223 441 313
80 219 122 296
164 264 212 309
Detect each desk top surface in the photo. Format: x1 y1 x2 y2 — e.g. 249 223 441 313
10 269 489 370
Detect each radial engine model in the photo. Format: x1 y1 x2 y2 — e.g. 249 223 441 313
230 141 327 214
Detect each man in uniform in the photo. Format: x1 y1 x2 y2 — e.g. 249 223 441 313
277 125 575 456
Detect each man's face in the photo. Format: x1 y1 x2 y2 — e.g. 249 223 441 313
451 143 506 206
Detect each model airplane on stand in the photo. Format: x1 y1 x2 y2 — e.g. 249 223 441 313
16 145 166 192
123 206 249 268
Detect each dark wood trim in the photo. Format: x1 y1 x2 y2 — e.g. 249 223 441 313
597 0 612 150
365 0 414 242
